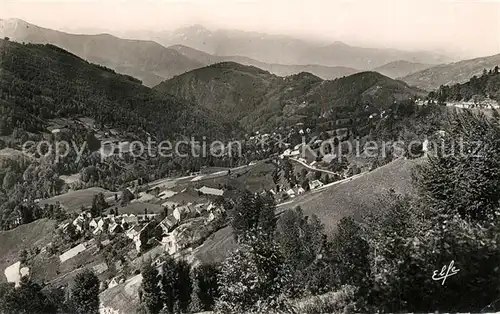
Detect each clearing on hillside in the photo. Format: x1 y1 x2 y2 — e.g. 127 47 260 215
0 219 57 283
38 187 116 213
278 157 423 236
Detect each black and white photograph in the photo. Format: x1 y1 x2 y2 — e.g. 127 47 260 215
0 0 500 313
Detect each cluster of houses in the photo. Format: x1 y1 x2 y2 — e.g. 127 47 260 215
63 211 159 236
55 198 227 275
280 179 325 199
158 202 225 255
415 98 499 109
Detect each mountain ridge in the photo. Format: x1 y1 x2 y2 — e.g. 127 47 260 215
401 53 500 91
372 60 434 79
155 62 424 131
0 18 204 87
132 24 453 69
169 44 360 80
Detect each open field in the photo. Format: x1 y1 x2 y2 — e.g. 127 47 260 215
112 202 165 215
38 187 116 213
195 161 278 193
192 225 237 265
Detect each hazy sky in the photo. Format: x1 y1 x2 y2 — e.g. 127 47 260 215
2 0 500 58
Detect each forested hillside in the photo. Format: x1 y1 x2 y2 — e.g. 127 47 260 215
155 62 424 131
428 66 500 103
0 39 236 139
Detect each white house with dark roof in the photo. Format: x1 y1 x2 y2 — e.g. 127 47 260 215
173 205 196 222
309 180 324 190
195 186 224 196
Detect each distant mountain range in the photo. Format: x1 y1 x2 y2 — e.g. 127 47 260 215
0 19 359 86
401 53 500 91
127 25 452 70
4 18 497 94
155 62 424 131
0 18 204 87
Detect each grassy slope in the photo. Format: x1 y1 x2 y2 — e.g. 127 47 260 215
0 219 57 283
100 274 143 314
38 187 115 213
279 157 423 236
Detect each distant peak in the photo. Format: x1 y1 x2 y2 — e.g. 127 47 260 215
330 41 350 47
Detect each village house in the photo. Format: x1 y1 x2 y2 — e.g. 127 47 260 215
128 222 156 252
158 190 177 200
309 180 324 190
159 216 177 234
92 217 108 235
137 213 159 222
161 233 179 256
173 204 196 222
162 224 194 256
59 243 87 263
92 262 109 275
72 216 85 233
161 201 180 208
194 203 209 215
108 222 123 234
121 214 139 226
108 277 120 289
125 225 142 241
89 218 98 230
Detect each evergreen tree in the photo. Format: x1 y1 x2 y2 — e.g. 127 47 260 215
172 260 192 313
216 236 292 313
70 270 100 314
140 262 162 314
90 193 107 218
231 190 276 242
121 188 134 206
329 217 370 289
160 257 176 314
0 277 58 314
190 264 219 312
414 111 500 221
